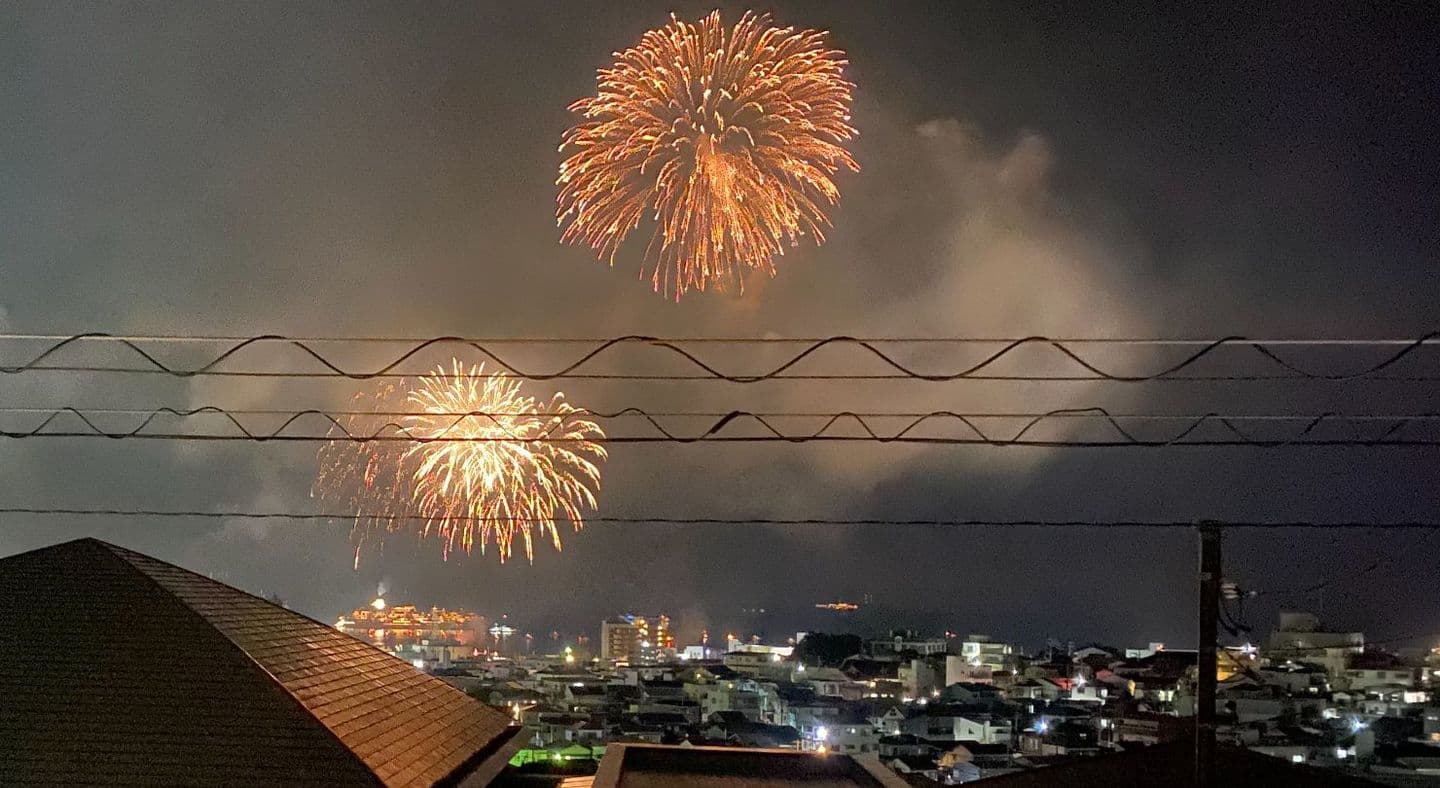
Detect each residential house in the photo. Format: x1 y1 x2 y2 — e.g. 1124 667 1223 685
878 734 939 759
871 630 949 657
724 649 794 679
1217 683 1287 724
701 712 802 749
1105 710 1196 746
886 754 941 782
1344 651 1417 692
1020 718 1099 756
842 656 902 683
937 743 1021 783
871 704 908 735
1265 611 1364 679
959 635 1015 672
786 693 848 744
562 683 608 710
940 682 1003 703
1070 645 1121 665
801 666 865 700
1006 678 1062 701
534 712 600 745
1259 661 1331 696
899 657 943 700
822 719 882 755
946 657 996 686
902 706 1013 745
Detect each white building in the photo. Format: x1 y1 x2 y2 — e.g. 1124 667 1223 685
789 699 846 743
872 632 948 657
903 713 1012 745
1265 612 1363 678
899 658 941 700
1068 681 1109 704
872 706 907 736
1126 642 1168 659
724 650 794 680
959 635 1013 673
945 656 995 686
681 645 721 661
1344 667 1417 692
801 667 864 700
818 723 880 755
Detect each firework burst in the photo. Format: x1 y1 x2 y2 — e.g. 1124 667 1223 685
315 361 606 563
557 10 859 299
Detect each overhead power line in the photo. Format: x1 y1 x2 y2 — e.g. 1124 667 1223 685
2 507 1440 528
0 332 1435 382
18 368 1440 382
1271 628 1440 650
4 406 1439 421
1352 629 1440 648
1254 527 1440 601
2 406 1440 446
3 334 1438 344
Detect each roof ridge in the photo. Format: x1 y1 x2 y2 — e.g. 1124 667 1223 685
0 535 109 562
97 542 385 786
98 540 353 632
100 540 488 713
101 542 514 786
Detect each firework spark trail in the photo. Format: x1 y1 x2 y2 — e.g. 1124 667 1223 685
557 11 859 299
315 362 606 564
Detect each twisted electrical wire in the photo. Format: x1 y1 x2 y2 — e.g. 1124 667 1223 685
0 508 1438 528
0 332 1436 382
2 405 1440 446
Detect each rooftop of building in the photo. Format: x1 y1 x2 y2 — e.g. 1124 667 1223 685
590 744 909 788
0 537 519 787
972 742 1383 788
886 754 938 771
1348 651 1413 670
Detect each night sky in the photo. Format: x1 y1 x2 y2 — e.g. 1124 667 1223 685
2 2 1437 651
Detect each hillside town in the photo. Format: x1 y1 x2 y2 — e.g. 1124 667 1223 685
339 600 1440 785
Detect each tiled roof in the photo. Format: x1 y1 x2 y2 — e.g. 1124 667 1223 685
0 538 517 786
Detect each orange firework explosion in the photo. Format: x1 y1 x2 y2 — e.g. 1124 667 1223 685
315 361 606 563
557 10 858 300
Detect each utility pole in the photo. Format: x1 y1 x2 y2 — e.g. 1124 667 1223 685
1196 522 1222 788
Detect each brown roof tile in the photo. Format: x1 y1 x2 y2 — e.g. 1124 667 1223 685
0 538 517 787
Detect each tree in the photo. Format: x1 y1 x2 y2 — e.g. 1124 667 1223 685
794 633 863 667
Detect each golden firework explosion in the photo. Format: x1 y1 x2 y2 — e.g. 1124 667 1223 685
315 361 606 563
558 10 858 299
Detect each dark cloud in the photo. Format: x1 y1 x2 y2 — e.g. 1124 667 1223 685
1 2 1437 650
